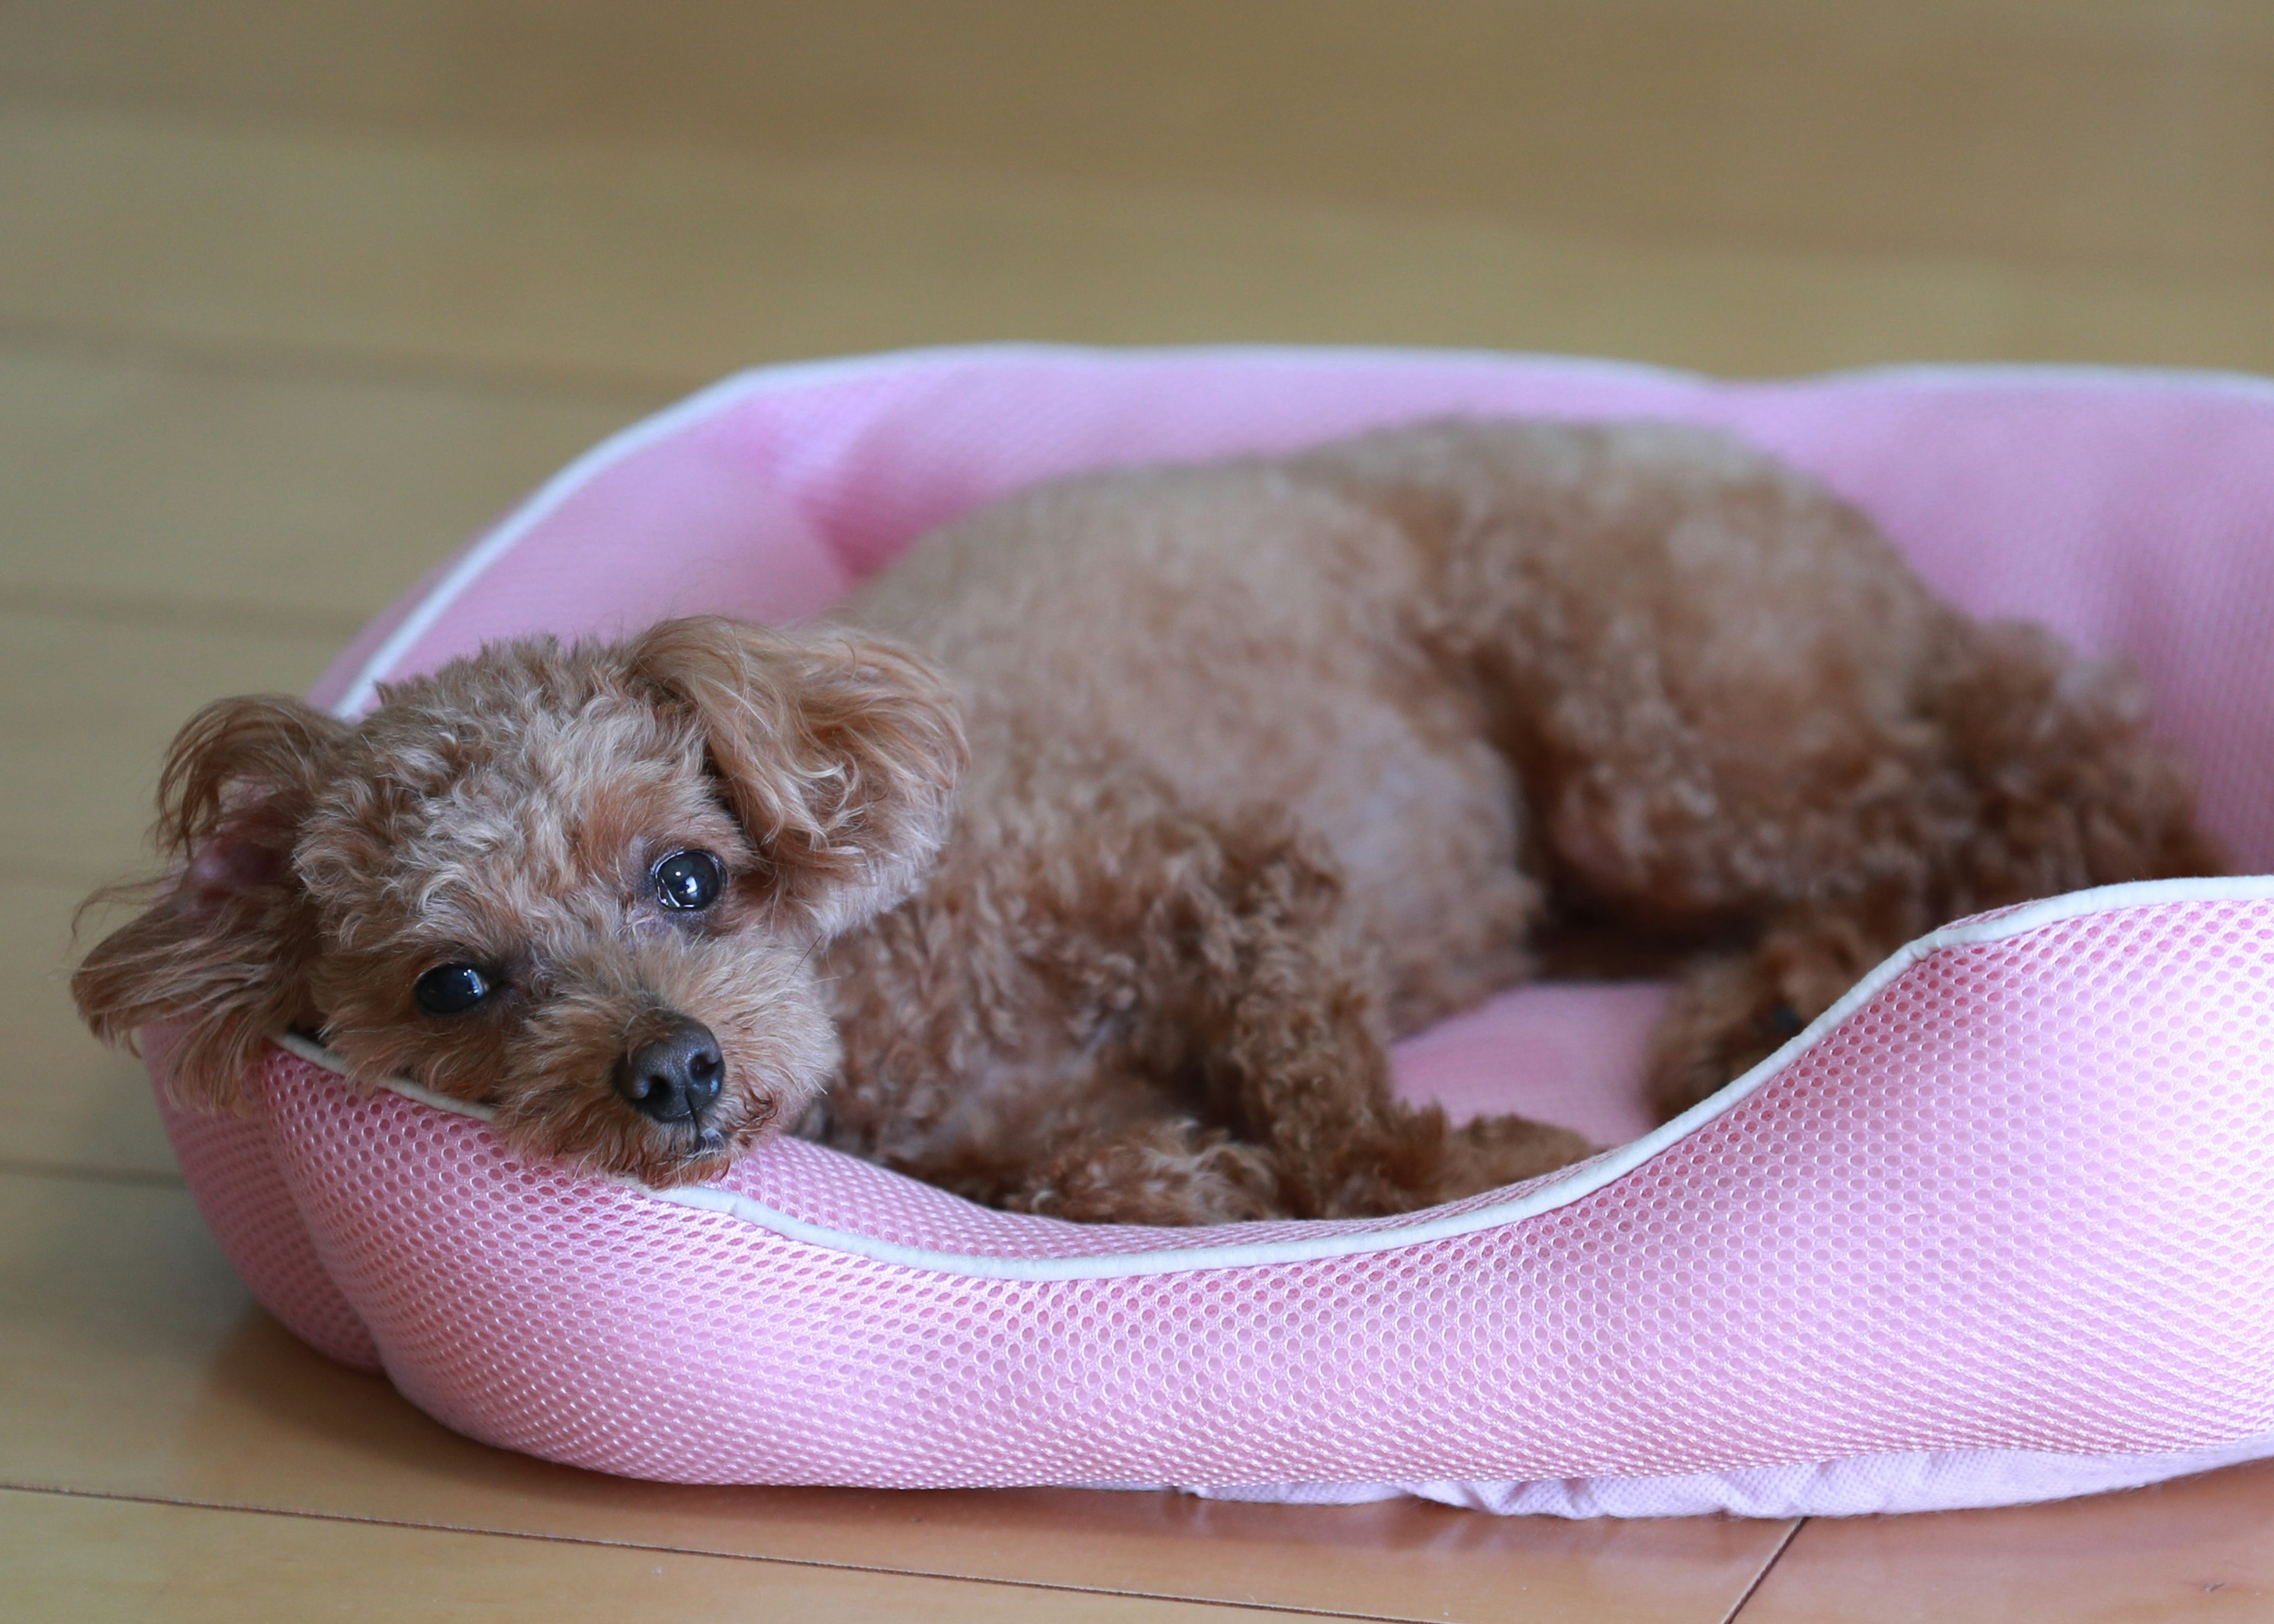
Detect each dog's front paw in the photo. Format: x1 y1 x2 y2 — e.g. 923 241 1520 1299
1646 903 1907 1121
1009 1121 1280 1225
1645 954 1825 1121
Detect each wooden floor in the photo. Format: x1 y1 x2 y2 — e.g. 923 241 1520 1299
3 4 2272 1617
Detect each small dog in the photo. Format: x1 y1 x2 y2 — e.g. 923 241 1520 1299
76 420 2222 1224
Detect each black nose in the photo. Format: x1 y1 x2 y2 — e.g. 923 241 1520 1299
614 1018 725 1124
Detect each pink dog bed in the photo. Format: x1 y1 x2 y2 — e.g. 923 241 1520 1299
158 347 2274 1517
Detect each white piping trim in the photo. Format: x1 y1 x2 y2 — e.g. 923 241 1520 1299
1160 1426 2274 1519
326 342 2274 719
277 874 2274 1281
324 343 1714 715
330 361 875 717
1792 359 2274 403
309 346 2274 1271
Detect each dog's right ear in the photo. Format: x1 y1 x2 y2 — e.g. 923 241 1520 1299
627 616 968 939
73 695 345 1115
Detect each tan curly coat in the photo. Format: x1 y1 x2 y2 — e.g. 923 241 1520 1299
75 420 2221 1223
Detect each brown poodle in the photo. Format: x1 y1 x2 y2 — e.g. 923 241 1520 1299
74 420 2222 1224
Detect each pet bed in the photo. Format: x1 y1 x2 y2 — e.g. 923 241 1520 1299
153 346 2274 1518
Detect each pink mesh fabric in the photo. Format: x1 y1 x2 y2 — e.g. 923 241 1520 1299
147 1029 381 1373
192 889 2274 1507
670 1099 1617 1262
149 348 2274 1515
158 1098 382 1372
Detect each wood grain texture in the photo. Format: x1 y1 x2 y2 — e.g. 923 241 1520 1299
4 1 2270 284
0 604 344 880
0 1174 1791 1623
0 341 658 625
2 101 2269 390
1742 1465 2274 1622
0 1488 1341 1624
0 880 177 1180
3 1 2270 1615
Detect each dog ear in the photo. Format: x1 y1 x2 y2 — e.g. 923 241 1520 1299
627 616 967 937
73 695 345 1114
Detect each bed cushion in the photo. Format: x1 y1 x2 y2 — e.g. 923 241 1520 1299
155 346 2274 1516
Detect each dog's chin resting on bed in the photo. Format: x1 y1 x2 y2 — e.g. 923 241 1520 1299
74 420 2223 1224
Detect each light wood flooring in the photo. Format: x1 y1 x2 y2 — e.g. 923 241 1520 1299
4 4 2272 1617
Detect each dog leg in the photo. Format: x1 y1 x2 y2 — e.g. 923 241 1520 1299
1164 816 1592 1217
833 797 1594 1222
1006 1119 1279 1225
1191 943 1592 1217
1646 620 2228 1121
1644 893 1921 1120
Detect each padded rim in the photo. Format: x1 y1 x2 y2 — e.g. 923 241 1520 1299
1160 1427 2274 1518
303 341 2274 1275
326 342 2274 719
281 872 2274 1281
168 348 2274 1514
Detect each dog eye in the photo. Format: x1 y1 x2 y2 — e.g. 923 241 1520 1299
653 849 724 912
414 963 493 1016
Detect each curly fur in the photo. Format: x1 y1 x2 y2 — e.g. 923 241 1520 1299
74 419 2223 1223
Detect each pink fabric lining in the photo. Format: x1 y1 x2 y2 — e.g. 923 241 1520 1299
312 349 2274 874
182 887 2274 1513
157 348 2274 1515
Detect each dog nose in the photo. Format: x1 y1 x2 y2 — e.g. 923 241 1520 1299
614 1019 725 1124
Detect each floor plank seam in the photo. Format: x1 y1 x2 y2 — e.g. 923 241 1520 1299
1718 1517 1804 1623
0 581 373 641
0 309 692 409
1 853 120 886
0 1481 1415 1622
0 1158 186 1189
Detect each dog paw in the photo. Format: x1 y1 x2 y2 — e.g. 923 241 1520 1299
1645 957 1821 1121
1009 1123 1280 1225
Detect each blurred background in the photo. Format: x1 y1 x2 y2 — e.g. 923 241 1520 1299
4 5 2273 1613
10 2 2273 387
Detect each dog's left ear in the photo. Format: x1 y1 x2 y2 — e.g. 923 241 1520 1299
627 616 968 937
72 694 343 1114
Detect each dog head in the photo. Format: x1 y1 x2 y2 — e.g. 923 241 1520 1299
73 616 966 1186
